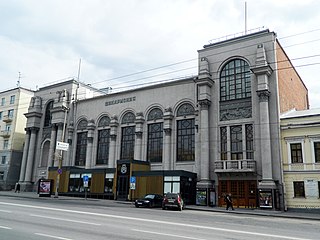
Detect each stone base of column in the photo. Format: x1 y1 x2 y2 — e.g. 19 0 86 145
258 179 277 189
20 182 35 192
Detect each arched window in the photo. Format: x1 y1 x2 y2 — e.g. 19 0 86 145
220 59 251 101
44 101 54 127
75 119 88 166
120 112 135 160
96 116 111 165
147 108 163 163
176 103 195 162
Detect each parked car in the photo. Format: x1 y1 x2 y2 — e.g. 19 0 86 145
135 194 164 208
162 193 185 211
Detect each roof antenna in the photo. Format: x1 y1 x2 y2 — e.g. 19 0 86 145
245 1 248 34
17 72 21 87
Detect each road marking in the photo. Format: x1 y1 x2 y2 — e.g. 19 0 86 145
0 201 314 240
0 209 11 213
34 233 73 240
132 229 208 240
30 214 101 226
0 225 12 229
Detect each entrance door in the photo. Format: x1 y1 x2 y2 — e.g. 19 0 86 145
218 180 257 208
117 175 129 200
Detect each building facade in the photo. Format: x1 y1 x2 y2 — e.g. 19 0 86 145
19 30 309 210
281 109 320 209
0 87 34 190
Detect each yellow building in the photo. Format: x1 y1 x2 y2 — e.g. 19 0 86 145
281 109 320 209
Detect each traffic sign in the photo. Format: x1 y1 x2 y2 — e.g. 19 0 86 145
57 168 62 174
83 175 89 182
56 141 69 151
130 176 136 183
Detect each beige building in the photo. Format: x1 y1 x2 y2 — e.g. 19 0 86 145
281 109 320 209
0 87 34 190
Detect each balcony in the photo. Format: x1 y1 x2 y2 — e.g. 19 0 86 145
2 115 13 123
214 160 256 173
0 130 11 138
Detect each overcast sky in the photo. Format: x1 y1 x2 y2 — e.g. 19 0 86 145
1 0 319 108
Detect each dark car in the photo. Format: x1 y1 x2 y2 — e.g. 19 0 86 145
135 194 164 208
162 193 185 211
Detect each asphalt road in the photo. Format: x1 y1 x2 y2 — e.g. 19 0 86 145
0 196 319 240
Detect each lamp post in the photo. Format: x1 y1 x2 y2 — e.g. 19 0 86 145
54 106 68 198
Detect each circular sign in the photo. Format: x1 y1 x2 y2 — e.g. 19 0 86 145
120 164 127 174
57 168 62 175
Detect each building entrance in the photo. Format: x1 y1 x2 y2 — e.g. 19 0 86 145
117 175 129 200
218 180 257 208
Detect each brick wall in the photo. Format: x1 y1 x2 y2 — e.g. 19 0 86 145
276 40 309 113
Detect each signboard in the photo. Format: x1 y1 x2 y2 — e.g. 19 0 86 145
83 175 89 188
259 191 273 208
130 176 136 190
38 179 53 197
56 141 69 151
305 179 318 197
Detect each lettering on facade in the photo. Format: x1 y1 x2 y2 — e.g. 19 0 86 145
105 96 136 106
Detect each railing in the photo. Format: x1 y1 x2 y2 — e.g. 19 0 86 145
0 130 11 138
283 163 320 171
214 160 256 173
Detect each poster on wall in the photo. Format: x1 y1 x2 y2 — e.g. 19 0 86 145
305 179 318 198
259 191 273 208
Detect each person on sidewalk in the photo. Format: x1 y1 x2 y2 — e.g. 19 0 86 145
15 182 20 193
225 193 234 210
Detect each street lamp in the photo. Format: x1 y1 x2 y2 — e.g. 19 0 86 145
54 105 69 198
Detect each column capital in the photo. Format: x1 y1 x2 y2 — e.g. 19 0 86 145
26 127 40 132
135 131 143 138
198 99 211 110
110 134 117 140
164 128 172 135
257 90 270 102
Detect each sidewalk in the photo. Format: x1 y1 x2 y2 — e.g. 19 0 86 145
1 190 320 221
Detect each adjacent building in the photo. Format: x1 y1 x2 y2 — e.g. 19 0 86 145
19 29 309 210
280 109 320 210
0 87 34 190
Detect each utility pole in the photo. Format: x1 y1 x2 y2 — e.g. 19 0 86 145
54 105 69 198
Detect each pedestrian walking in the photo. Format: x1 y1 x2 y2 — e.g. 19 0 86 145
15 182 20 193
225 193 234 210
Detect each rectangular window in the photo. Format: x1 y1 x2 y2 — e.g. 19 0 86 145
0 111 2 120
105 173 114 193
230 125 243 160
3 140 9 149
245 124 254 159
1 98 5 106
75 132 87 166
220 127 227 160
291 143 303 163
120 126 135 160
10 95 15 104
314 142 320 163
293 181 305 198
5 124 11 131
0 171 4 180
96 129 110 165
8 109 14 118
1 156 6 164
177 119 195 161
147 123 163 163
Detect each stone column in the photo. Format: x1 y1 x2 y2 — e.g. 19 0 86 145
258 90 273 180
19 129 31 182
163 107 173 170
85 120 95 169
163 129 172 170
47 124 57 167
134 112 144 160
109 116 118 168
24 127 38 183
109 135 117 168
199 100 210 181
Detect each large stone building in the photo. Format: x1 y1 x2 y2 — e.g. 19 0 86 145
280 108 320 210
0 87 34 190
19 29 309 210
